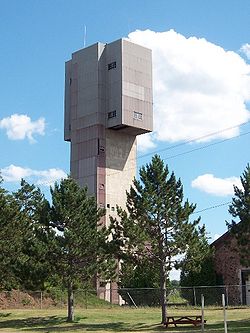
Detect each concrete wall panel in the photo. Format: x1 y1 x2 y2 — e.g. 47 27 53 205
79 157 97 178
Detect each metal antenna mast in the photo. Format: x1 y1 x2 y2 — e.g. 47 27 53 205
83 25 87 48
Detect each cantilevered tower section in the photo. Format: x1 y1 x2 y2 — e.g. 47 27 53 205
64 38 153 225
64 38 152 302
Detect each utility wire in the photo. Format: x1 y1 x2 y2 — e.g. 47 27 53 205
106 129 250 177
192 202 231 215
19 127 250 186
138 120 250 160
44 120 248 183
38 120 250 185
161 130 250 162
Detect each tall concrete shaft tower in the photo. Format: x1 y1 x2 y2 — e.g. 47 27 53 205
64 39 152 300
64 38 153 219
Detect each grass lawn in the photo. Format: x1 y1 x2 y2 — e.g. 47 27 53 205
0 306 249 333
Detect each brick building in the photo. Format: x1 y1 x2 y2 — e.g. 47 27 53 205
212 231 250 305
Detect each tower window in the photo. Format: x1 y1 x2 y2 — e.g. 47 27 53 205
133 111 143 120
108 61 116 70
108 110 117 119
99 146 105 153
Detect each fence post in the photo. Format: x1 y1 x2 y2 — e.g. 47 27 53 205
40 291 43 309
193 287 197 306
127 292 137 308
85 289 87 309
222 294 228 333
110 285 113 305
61 290 63 308
201 294 205 333
225 286 229 308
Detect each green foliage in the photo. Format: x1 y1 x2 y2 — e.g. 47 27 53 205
0 175 117 321
180 253 217 287
180 251 223 305
0 177 23 289
50 176 115 288
179 233 223 305
170 280 180 287
227 164 250 266
110 155 205 269
12 179 55 290
119 260 160 289
118 260 160 306
50 176 116 321
109 155 206 322
179 230 216 286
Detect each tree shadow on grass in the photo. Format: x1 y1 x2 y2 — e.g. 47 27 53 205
0 316 67 330
0 313 11 318
0 316 249 332
0 316 164 332
205 319 250 333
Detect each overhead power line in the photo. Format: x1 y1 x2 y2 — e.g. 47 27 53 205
106 120 250 177
106 128 250 177
138 120 250 160
161 130 250 162
192 201 231 215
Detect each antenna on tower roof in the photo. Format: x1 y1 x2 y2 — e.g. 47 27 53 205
83 25 87 48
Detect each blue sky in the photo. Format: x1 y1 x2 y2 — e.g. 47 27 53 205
1 0 250 246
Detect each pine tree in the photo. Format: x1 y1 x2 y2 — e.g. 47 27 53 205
0 177 23 289
13 179 55 290
109 155 206 324
227 164 250 266
50 177 115 322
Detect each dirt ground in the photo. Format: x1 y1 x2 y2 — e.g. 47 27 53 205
0 290 56 309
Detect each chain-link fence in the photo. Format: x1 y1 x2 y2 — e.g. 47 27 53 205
0 285 249 309
97 285 250 307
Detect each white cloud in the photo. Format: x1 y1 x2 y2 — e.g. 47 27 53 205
137 133 156 152
0 165 33 182
1 164 67 187
240 43 250 60
191 173 242 196
128 30 250 149
35 168 67 186
0 114 45 143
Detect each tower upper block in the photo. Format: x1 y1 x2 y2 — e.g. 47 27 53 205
64 38 153 141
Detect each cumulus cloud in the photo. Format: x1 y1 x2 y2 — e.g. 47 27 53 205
0 114 45 143
137 133 156 152
1 164 67 186
240 43 250 60
191 173 242 196
128 30 250 150
35 169 67 186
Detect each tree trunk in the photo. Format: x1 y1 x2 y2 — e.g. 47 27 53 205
67 281 74 322
160 263 167 324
